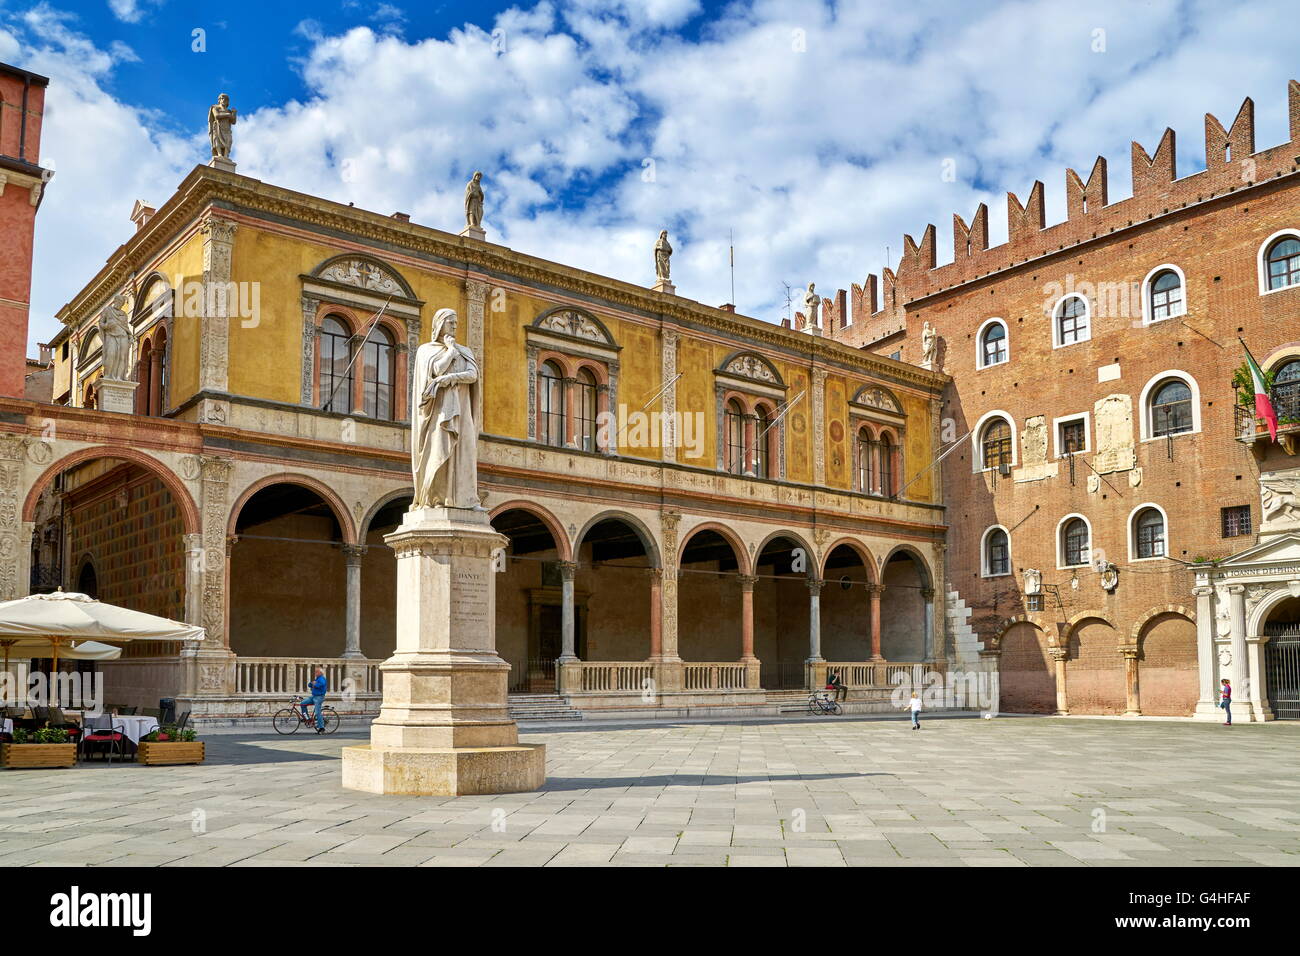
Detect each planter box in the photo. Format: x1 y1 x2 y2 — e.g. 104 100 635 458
1 743 77 769
137 741 205 766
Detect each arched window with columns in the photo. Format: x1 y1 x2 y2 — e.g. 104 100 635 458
319 315 354 414
525 307 620 455
714 351 788 479
361 324 396 420
848 384 906 497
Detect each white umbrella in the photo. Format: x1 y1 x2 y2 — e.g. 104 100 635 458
0 638 123 662
0 590 204 670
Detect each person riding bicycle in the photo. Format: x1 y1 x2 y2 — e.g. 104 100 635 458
825 671 847 702
299 666 328 734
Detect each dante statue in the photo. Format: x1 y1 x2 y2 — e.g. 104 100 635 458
921 320 937 366
464 171 484 229
654 230 672 280
208 93 237 160
99 294 133 382
803 282 820 328
411 308 481 509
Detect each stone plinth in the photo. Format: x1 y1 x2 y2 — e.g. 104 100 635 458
342 505 545 795
96 378 137 414
459 225 486 241
209 157 236 173
652 278 675 295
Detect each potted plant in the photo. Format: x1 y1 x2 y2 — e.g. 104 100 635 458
1 726 77 769
137 725 204 765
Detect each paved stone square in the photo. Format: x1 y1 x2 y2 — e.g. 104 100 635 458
3 715 1299 867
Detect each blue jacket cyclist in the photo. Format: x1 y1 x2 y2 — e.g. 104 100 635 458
300 666 328 733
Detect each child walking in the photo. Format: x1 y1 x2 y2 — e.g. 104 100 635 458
906 691 922 730
1220 677 1232 726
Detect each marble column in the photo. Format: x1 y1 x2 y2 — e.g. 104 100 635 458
341 545 367 659
868 583 883 659
739 574 757 660
807 578 824 661
648 568 663 659
148 348 163 414
1121 646 1141 716
1227 584 1249 696
558 560 578 662
1050 646 1069 715
921 587 935 661
1192 584 1219 718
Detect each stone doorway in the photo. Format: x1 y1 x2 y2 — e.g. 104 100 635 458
1264 596 1300 719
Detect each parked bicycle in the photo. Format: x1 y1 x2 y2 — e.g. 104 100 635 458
272 697 341 735
807 691 843 716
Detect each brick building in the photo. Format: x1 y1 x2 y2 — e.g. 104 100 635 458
0 62 49 399
829 81 1300 721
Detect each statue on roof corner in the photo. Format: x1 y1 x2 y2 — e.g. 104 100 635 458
803 282 820 329
655 230 672 281
465 171 484 230
208 93 236 160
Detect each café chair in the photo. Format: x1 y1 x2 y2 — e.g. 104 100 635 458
81 714 127 764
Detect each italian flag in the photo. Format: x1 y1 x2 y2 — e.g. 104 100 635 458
1243 341 1278 442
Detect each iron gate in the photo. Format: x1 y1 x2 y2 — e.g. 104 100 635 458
1265 626 1300 719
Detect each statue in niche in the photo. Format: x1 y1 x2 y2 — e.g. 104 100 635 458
411 308 482 510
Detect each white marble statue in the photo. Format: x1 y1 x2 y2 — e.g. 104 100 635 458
803 282 820 328
464 172 484 229
98 294 133 381
921 321 937 367
654 230 672 281
208 93 237 160
411 308 481 509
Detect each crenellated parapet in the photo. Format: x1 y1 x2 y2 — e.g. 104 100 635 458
831 79 1300 351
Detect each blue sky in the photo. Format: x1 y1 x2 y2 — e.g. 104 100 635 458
5 0 1300 353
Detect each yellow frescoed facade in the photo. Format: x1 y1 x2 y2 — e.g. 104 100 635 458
3 163 953 721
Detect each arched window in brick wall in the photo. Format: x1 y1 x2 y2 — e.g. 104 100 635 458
1053 294 1090 347
977 318 1008 368
982 526 1010 577
1265 236 1300 291
1059 515 1091 569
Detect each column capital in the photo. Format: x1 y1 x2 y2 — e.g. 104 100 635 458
1048 646 1069 662
558 560 578 581
341 544 368 563
920 587 935 601
1192 585 1216 598
867 583 885 597
1119 645 1140 660
648 567 664 583
1225 583 1247 595
464 277 491 301
738 573 758 591
807 578 824 595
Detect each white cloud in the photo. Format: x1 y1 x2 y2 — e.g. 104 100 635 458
107 0 163 24
15 0 1300 357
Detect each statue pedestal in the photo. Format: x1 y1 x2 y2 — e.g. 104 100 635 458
209 157 236 173
341 506 545 795
459 225 486 241
97 378 137 414
652 278 676 295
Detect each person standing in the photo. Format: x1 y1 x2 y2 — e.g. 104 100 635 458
1219 677 1232 726
906 691 922 730
300 666 328 734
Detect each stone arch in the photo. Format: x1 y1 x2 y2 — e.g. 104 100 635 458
23 445 200 535
878 543 933 588
574 510 660 568
310 252 417 300
227 473 358 545
360 487 415 538
1064 610 1114 641
677 521 751 575
532 305 617 346
850 383 902 413
753 528 815 574
1065 613 1126 715
993 613 1048 647
716 349 784 387
1131 604 1195 645
490 499 573 562
819 536 877 583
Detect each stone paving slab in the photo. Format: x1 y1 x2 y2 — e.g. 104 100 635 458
2 716 1299 866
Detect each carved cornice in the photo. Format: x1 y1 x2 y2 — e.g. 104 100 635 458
54 166 949 393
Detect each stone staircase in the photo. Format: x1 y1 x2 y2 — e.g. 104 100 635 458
508 694 584 723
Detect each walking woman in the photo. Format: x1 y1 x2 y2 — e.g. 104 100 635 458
1219 677 1232 726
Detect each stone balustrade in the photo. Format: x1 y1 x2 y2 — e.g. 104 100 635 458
234 657 382 697
683 662 750 690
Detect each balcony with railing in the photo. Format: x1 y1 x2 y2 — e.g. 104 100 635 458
1236 379 1300 454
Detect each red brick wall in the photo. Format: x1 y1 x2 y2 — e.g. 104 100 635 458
830 81 1300 715
1137 612 1199 716
999 622 1055 713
